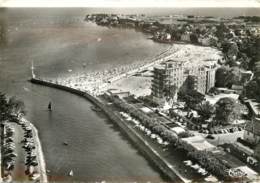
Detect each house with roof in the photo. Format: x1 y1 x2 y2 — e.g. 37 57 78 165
243 92 260 144
244 117 260 145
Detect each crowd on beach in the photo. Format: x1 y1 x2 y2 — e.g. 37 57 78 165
43 45 175 95
41 44 221 97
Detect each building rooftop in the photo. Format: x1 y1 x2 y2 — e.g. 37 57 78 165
153 59 217 71
245 117 260 137
245 99 260 117
234 166 258 179
182 135 216 151
171 127 186 135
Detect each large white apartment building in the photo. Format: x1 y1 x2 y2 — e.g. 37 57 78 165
151 60 217 102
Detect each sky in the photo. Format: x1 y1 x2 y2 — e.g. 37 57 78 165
1 0 260 7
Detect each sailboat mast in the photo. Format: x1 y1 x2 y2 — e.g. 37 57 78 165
31 61 36 78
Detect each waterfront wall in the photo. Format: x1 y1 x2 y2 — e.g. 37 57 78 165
30 78 187 183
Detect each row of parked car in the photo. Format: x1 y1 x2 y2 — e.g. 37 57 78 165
199 126 244 135
211 126 244 134
19 118 41 181
2 123 17 182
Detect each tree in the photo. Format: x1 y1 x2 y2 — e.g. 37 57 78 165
8 96 26 117
215 66 242 88
187 150 229 179
197 101 215 120
190 33 199 44
226 67 242 87
237 53 250 70
215 66 230 87
0 92 10 121
152 124 167 134
179 90 205 109
227 42 239 61
242 79 260 101
248 37 260 70
215 22 228 41
0 92 27 123
161 129 178 144
215 97 240 125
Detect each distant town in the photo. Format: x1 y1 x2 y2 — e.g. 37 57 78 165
1 12 260 182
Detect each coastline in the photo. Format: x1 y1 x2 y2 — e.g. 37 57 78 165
29 77 189 183
27 42 222 183
48 44 221 96
23 118 48 183
45 45 174 95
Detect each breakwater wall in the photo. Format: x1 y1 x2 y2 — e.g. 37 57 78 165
30 78 188 183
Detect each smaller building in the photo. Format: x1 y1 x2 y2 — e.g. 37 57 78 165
231 85 244 94
244 117 260 145
240 70 254 84
230 166 258 180
106 89 130 99
181 135 216 151
245 99 260 117
171 127 186 135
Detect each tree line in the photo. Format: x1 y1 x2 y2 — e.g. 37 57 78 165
0 92 26 122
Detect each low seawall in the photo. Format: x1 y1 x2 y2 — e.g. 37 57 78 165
30 78 187 183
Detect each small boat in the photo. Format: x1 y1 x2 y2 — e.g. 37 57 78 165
48 102 52 111
68 170 73 176
91 106 102 112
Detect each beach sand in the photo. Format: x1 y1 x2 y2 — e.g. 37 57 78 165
100 44 222 97
108 76 152 97
41 44 222 97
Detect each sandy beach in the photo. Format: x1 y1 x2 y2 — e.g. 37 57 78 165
42 45 174 94
41 44 222 97
101 44 222 96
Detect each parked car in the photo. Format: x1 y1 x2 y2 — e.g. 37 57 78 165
206 135 215 140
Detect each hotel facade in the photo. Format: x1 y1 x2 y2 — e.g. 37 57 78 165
151 60 217 102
